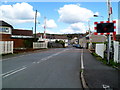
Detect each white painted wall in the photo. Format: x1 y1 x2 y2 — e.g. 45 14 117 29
113 41 119 63
95 44 105 58
0 41 13 54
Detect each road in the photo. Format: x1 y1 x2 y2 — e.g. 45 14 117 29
2 48 82 88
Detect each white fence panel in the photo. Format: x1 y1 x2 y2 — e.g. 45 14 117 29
0 41 13 54
113 41 119 63
33 42 48 49
95 44 105 58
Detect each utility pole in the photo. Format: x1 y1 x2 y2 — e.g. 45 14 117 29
34 10 37 41
43 17 46 40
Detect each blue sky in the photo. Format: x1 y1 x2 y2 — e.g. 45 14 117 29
0 1 119 34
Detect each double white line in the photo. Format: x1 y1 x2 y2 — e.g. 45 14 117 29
2 66 27 78
2 49 70 78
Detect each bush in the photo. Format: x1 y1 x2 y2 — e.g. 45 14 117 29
55 40 65 47
24 39 33 48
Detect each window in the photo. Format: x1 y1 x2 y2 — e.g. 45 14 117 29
0 27 9 33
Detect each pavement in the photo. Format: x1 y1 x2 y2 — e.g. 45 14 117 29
2 48 82 88
83 49 119 89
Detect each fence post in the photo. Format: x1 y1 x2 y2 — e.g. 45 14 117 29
11 41 13 54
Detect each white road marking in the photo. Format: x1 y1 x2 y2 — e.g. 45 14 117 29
80 49 88 88
32 62 36 64
81 49 84 69
1 53 33 61
2 49 70 78
37 49 70 63
2 67 27 78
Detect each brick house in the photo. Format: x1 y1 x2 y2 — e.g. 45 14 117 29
0 20 33 48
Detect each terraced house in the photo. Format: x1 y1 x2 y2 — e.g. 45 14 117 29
0 20 33 48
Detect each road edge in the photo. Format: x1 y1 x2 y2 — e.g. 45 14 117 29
80 49 89 90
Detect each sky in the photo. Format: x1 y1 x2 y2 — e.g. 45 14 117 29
0 1 119 34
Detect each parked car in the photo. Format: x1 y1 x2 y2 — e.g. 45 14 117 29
73 44 77 47
76 44 81 48
73 44 83 48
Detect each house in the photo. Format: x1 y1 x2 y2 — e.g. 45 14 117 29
0 20 33 48
37 33 68 42
36 33 68 47
79 33 107 49
70 37 78 44
0 20 13 41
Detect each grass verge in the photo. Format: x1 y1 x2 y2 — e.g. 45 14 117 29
91 52 120 69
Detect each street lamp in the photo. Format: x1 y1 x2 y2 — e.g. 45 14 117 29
88 21 92 49
93 15 104 20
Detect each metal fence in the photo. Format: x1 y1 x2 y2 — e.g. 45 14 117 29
33 42 48 49
0 41 14 54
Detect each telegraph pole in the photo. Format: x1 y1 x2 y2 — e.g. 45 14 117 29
43 17 46 40
34 10 37 41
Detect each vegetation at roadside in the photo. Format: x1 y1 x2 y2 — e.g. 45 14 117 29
91 52 120 68
55 40 65 47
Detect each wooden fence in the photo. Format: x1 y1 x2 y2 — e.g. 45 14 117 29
0 41 13 54
33 42 48 49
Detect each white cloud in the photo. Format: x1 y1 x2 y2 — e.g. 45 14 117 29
46 29 61 34
0 2 40 25
58 4 98 24
42 19 57 29
46 19 57 29
60 22 87 34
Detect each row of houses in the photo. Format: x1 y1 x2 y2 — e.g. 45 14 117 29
0 20 68 49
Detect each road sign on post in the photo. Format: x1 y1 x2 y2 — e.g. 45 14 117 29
94 21 116 35
94 20 116 64
97 23 114 33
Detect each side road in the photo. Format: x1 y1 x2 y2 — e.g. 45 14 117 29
83 49 119 89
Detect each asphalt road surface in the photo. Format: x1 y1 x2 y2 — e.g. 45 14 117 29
2 48 82 88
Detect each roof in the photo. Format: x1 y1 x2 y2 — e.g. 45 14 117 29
12 29 33 36
0 20 13 28
36 33 68 39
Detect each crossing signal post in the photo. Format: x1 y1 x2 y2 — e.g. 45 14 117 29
94 20 116 64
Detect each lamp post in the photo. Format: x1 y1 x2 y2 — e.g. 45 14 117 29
93 15 104 20
88 21 92 49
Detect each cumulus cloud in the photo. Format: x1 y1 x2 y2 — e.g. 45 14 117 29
42 19 57 29
58 4 98 24
46 19 57 29
0 2 40 25
60 22 87 34
46 29 61 34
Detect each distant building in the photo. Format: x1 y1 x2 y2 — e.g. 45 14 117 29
36 33 68 47
79 33 107 49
